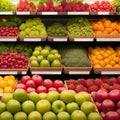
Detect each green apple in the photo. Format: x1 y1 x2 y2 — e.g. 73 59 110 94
66 102 79 114
50 49 58 54
47 91 59 103
35 45 43 52
36 100 51 114
37 55 44 62
88 112 102 120
39 93 47 100
41 49 49 57
32 50 40 56
22 100 35 114
54 53 61 60
13 89 28 103
60 90 75 104
71 110 87 120
28 92 40 104
0 111 13 120
57 111 70 120
1 93 13 103
51 59 61 67
79 92 91 101
30 60 39 67
28 111 42 120
30 56 37 61
75 93 86 106
40 59 50 67
80 101 96 115
52 100 66 114
44 45 51 51
0 102 6 113
43 111 57 120
14 112 27 120
7 99 21 114
47 54 55 62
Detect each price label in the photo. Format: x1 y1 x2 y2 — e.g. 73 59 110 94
42 12 58 15
24 38 41 41
101 71 120 75
0 71 17 75
0 38 17 41
0 12 13 15
22 71 27 74
69 71 90 75
53 38 67 42
98 12 109 15
97 38 120 42
74 38 93 41
16 12 30 15
68 12 89 15
32 71 61 75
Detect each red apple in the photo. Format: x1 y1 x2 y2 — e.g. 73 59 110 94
101 99 115 112
57 87 66 93
36 86 47 93
43 79 53 89
117 101 120 109
48 87 57 92
101 76 109 83
26 80 36 88
77 78 86 87
105 111 120 120
20 75 31 84
32 74 43 87
117 76 120 84
95 102 102 112
53 80 64 88
109 89 120 102
14 83 26 90
26 87 36 93
100 112 106 120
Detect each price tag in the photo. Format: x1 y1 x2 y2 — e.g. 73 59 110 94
69 71 90 75
0 38 17 41
24 38 41 41
16 12 30 15
97 38 120 42
42 12 58 15
101 71 120 75
74 38 93 42
32 71 61 75
68 12 89 15
22 71 27 74
98 12 109 15
0 12 13 15
0 71 17 75
53 38 67 42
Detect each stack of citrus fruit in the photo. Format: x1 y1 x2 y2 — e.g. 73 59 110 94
0 75 17 93
88 46 120 68
90 18 120 35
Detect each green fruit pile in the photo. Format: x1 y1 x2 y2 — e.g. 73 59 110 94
30 45 62 67
112 0 120 11
0 0 16 11
19 18 47 37
0 89 102 120
67 17 94 37
59 44 91 67
47 23 68 37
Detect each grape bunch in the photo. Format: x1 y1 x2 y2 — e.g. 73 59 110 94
67 17 95 37
19 18 47 37
0 0 16 11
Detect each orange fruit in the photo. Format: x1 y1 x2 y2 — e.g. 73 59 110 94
7 79 16 88
0 76 3 81
4 76 10 81
0 88 3 93
94 64 101 68
0 80 7 89
8 75 15 80
105 64 112 68
4 86 13 93
99 61 105 67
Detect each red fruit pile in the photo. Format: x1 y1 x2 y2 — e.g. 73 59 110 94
0 27 19 36
93 89 120 120
0 52 29 69
37 0 89 12
15 75 66 93
89 1 115 12
67 76 120 93
17 0 36 12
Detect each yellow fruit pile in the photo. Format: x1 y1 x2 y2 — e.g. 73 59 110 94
90 18 120 35
88 46 120 68
0 75 17 93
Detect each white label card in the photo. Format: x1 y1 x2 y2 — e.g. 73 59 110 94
24 38 41 41
32 71 61 75
42 12 58 15
0 71 17 75
102 71 120 75
68 12 89 15
98 12 109 15
53 38 67 42
0 12 13 15
16 12 30 15
69 71 90 75
74 38 93 41
97 38 120 41
0 38 17 41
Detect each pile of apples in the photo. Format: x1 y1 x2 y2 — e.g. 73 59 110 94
0 27 19 37
66 76 120 93
93 89 120 120
15 75 66 93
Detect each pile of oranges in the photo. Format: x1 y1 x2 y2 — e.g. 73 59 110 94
88 46 120 68
90 18 120 35
0 75 17 93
